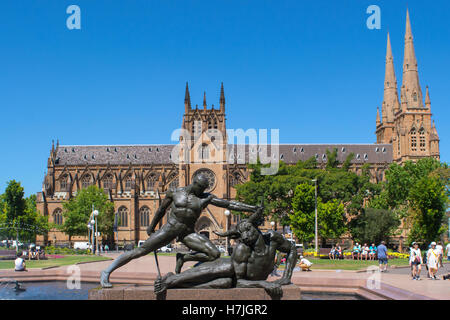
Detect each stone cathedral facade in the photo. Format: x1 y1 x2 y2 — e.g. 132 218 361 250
36 10 439 246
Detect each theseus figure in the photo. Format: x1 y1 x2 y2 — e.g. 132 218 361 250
100 174 260 288
154 207 297 299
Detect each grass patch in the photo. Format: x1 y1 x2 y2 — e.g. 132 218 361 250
309 258 410 270
278 258 411 271
0 255 111 270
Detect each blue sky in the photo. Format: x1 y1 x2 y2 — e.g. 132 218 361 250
0 1 448 196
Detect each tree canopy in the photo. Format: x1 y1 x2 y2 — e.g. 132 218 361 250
61 185 115 243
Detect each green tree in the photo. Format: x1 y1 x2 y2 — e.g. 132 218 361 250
15 195 50 242
290 184 347 246
61 185 115 246
0 181 49 246
350 208 400 244
383 158 445 210
408 176 448 244
317 199 347 244
4 180 26 223
289 183 316 243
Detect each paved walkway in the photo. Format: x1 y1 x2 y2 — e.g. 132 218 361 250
73 254 450 299
2 253 449 300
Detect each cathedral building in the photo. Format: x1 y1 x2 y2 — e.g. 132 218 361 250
36 10 439 247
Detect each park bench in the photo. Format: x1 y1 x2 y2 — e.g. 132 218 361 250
0 250 17 260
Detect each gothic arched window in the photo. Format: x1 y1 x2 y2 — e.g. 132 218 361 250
60 175 68 191
118 206 128 227
140 206 150 227
147 174 157 191
82 175 92 189
410 128 417 152
103 174 114 190
53 208 63 225
230 172 242 187
124 175 132 191
198 144 210 160
419 128 426 152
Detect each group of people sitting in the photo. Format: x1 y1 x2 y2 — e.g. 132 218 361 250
328 245 343 259
24 245 44 261
352 242 377 260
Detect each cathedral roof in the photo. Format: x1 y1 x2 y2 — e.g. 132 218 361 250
228 144 393 165
55 145 176 166
54 143 392 166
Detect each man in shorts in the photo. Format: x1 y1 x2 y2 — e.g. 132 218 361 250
377 241 388 272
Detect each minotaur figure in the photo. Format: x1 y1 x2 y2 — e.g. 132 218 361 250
100 174 260 288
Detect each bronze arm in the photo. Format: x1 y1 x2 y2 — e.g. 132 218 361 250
210 196 259 213
147 192 173 235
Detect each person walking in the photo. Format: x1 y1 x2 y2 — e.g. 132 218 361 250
409 242 423 280
436 241 444 268
427 242 440 280
377 241 388 272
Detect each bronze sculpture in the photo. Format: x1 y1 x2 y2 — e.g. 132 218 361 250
154 205 297 299
100 174 260 288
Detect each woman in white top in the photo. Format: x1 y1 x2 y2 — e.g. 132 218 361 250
427 242 439 280
409 242 422 280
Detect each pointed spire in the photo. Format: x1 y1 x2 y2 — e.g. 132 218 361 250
431 120 439 140
425 85 431 108
401 9 423 108
219 82 225 112
376 107 381 126
184 82 191 112
405 9 412 42
203 91 207 110
382 32 400 122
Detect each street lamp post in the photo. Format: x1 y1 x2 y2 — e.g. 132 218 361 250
224 210 231 256
270 221 275 231
312 179 318 255
90 218 95 254
93 209 99 255
87 223 91 253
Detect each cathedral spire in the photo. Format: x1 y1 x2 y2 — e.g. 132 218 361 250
203 91 207 110
425 85 431 109
184 82 191 112
401 9 423 108
219 82 225 112
431 120 439 139
382 32 400 122
376 107 381 126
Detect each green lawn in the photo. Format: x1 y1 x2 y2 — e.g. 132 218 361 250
0 255 111 270
278 258 412 271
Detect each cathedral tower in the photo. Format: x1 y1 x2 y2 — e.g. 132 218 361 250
377 9 440 162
